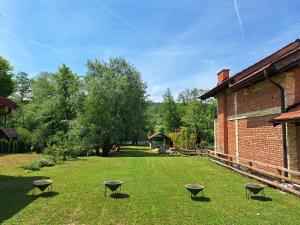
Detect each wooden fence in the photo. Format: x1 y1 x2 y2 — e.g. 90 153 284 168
205 150 300 196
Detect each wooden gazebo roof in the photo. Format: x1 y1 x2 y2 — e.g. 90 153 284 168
148 132 170 140
0 128 20 139
0 96 17 116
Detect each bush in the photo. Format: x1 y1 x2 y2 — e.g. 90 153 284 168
168 127 197 150
33 158 55 167
23 157 55 171
23 161 40 171
198 140 209 149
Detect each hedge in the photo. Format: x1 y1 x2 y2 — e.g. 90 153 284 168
0 138 32 153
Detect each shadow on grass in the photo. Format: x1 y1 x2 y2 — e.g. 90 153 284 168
191 196 211 202
33 191 59 198
0 175 58 223
110 193 130 199
250 196 272 201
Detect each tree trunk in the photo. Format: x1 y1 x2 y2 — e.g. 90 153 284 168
102 137 111 156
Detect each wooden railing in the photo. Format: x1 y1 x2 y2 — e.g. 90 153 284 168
205 150 300 196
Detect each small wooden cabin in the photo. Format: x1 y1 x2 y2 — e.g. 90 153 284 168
148 132 172 150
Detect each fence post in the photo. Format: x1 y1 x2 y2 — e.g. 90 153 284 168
248 161 253 174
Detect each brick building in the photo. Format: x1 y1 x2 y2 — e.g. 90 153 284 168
200 40 300 172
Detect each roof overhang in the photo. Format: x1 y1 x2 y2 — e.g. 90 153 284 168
0 96 17 109
0 96 17 116
271 104 300 125
200 39 300 100
148 132 170 140
199 78 232 100
230 48 300 92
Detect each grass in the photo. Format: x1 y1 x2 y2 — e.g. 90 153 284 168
0 146 300 225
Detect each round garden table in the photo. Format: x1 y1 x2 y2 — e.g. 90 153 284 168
32 179 53 196
104 180 123 197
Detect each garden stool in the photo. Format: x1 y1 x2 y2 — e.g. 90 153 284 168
32 179 53 196
244 183 265 199
104 180 123 197
185 184 205 198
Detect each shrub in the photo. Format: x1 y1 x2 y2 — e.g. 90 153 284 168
169 127 197 150
23 161 40 171
22 157 55 171
198 140 209 149
33 158 55 167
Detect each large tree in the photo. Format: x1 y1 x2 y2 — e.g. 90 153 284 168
0 56 15 97
83 57 148 155
162 88 181 132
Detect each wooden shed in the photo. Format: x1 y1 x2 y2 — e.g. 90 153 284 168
0 128 20 140
148 132 172 150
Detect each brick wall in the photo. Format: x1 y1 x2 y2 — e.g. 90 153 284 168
293 68 300 103
296 125 300 171
226 91 235 116
216 92 228 153
237 80 281 114
237 115 284 167
227 120 236 156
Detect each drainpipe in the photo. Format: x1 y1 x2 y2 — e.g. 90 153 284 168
264 70 288 175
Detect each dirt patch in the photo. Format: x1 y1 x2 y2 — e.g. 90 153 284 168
0 153 39 171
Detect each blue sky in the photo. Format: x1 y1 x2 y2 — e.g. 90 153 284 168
1 0 300 101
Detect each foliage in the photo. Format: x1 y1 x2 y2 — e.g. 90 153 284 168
182 99 215 144
14 71 31 102
162 88 181 132
83 57 148 155
168 127 197 150
177 88 207 105
10 66 83 159
22 157 55 171
0 56 15 97
163 88 215 148
22 161 40 171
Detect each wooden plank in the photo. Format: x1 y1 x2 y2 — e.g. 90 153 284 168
209 153 300 186
210 159 300 196
206 150 300 176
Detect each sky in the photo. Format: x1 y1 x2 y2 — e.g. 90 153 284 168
0 0 300 102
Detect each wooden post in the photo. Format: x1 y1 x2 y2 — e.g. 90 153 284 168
229 156 233 166
248 161 253 174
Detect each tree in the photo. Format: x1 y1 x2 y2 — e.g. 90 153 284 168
15 71 31 102
0 56 15 97
53 64 80 132
162 88 181 132
182 99 215 145
83 57 148 155
177 88 207 104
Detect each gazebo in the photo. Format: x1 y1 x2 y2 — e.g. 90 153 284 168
0 96 17 116
148 132 172 150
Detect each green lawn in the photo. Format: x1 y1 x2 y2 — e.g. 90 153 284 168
0 146 300 225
